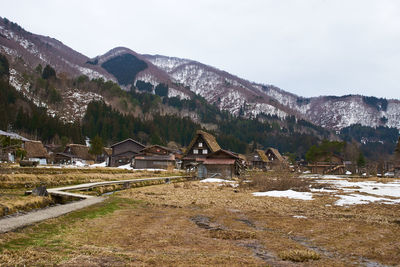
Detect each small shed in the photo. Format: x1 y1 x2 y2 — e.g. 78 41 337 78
109 138 145 167
134 145 176 169
202 149 244 179
24 141 49 165
308 154 345 174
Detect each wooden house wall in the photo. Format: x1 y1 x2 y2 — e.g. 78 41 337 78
205 164 234 179
112 141 144 156
135 159 174 169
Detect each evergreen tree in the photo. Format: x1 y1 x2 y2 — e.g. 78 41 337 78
89 135 104 158
0 54 9 78
42 64 56 80
155 83 168 97
357 152 366 168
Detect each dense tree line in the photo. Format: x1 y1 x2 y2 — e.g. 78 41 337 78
0 55 83 144
340 124 398 160
82 100 201 147
101 54 148 85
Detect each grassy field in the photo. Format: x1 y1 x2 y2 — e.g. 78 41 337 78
0 166 185 216
1 175 400 266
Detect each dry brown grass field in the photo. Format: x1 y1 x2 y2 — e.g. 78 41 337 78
1 172 400 266
0 166 184 216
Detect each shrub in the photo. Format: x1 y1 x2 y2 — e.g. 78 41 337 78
242 170 310 192
278 249 320 262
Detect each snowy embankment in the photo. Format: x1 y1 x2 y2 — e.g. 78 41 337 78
253 175 400 206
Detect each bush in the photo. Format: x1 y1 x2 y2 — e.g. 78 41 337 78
278 249 320 262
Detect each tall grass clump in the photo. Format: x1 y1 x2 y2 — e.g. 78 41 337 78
242 169 311 192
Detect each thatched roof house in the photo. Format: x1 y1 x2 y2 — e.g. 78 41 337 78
23 141 49 165
182 130 221 168
55 144 95 165
265 147 284 162
249 149 269 170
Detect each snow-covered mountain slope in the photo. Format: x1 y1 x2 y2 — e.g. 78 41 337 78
1 17 399 130
143 54 291 118
144 54 400 129
259 86 400 129
0 20 114 82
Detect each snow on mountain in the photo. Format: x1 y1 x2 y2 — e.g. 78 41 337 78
2 17 400 130
9 68 103 123
145 54 288 118
145 54 400 129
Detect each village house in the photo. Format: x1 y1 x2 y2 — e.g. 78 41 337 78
182 130 221 169
308 154 346 174
265 147 287 169
54 144 95 165
109 138 145 167
133 145 175 170
23 141 49 165
199 149 245 179
248 149 269 170
0 130 30 162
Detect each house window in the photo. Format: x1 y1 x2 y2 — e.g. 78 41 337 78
203 149 208 154
198 142 203 147
193 149 198 154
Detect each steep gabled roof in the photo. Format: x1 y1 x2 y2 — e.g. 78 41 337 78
266 147 285 162
110 138 145 148
208 149 240 159
255 149 269 162
0 130 30 142
66 144 95 161
184 130 221 157
25 141 49 158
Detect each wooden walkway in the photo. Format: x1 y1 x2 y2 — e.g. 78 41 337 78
0 176 189 233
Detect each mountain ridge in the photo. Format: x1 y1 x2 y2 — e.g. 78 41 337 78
1 17 400 130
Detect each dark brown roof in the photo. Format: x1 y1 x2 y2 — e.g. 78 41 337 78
66 144 95 161
183 130 221 157
110 138 145 148
25 141 49 158
140 145 173 153
266 147 285 162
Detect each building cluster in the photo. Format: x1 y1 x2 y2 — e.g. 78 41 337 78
1 129 400 178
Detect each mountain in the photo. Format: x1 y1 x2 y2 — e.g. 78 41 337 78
0 17 398 160
2 17 399 130
143 54 400 130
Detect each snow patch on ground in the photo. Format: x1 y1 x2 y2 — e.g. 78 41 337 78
200 178 235 183
90 162 107 168
314 175 400 206
252 190 313 200
335 194 400 206
117 163 133 170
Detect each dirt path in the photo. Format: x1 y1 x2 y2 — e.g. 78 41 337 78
0 197 105 233
1 176 188 234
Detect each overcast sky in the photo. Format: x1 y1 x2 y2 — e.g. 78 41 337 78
2 0 400 99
